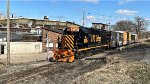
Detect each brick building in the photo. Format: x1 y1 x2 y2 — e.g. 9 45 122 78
42 28 62 52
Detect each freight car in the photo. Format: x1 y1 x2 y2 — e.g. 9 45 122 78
53 26 137 62
110 31 133 48
110 31 123 47
131 34 138 43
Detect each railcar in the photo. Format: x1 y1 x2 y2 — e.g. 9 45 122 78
123 31 128 46
108 31 117 48
110 31 129 48
127 32 132 45
115 31 124 47
131 34 138 43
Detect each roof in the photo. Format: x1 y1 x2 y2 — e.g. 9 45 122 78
115 31 124 33
0 27 31 29
43 27 64 34
131 33 137 35
80 27 89 34
92 23 109 26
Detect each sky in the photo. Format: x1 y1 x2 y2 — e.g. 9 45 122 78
0 0 150 30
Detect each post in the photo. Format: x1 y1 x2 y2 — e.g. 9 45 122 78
108 22 110 30
82 8 85 27
46 33 49 61
6 0 10 65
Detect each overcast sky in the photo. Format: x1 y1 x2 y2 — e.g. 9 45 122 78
0 0 150 30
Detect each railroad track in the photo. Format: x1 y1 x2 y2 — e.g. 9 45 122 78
0 63 54 84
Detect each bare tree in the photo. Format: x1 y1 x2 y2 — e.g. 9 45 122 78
112 16 150 39
112 20 134 32
134 16 149 39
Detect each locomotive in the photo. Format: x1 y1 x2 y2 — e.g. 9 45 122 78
53 26 137 62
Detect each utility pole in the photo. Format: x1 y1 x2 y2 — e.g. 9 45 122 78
6 0 10 65
46 33 49 61
82 7 85 27
108 22 110 30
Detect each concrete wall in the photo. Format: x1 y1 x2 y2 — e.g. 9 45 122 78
2 42 42 54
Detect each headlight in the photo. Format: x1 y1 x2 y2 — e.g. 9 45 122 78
56 49 58 51
68 50 71 52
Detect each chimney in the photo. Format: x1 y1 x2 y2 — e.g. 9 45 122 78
11 14 13 18
44 16 49 20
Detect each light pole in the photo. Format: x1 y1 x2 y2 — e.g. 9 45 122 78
82 7 85 27
82 7 94 27
6 0 10 65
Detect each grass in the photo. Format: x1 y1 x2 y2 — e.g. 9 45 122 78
127 63 150 84
72 62 150 84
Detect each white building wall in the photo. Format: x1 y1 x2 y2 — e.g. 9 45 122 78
2 42 42 54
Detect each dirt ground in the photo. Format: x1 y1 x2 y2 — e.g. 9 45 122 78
0 39 149 84
0 52 53 64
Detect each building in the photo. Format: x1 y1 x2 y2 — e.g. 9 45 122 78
92 23 109 30
42 27 62 52
0 17 80 29
0 30 43 54
0 27 31 32
0 42 42 54
0 13 5 20
0 16 81 53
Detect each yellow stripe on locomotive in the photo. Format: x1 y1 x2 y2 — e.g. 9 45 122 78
61 35 74 50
